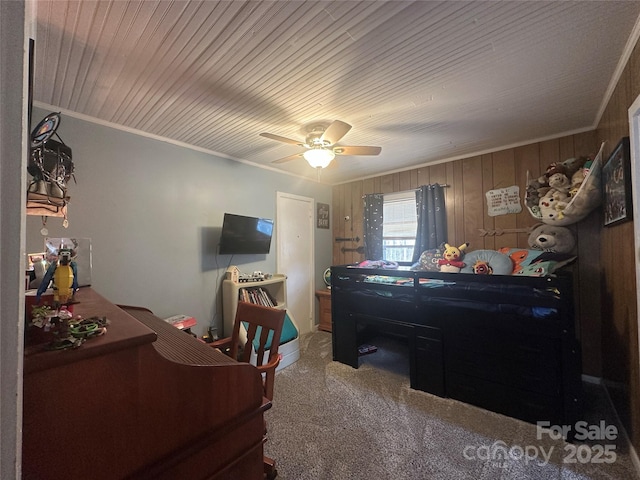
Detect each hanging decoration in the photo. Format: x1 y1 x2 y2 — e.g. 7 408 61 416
26 112 75 231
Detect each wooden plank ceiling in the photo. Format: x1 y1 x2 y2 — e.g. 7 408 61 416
32 0 640 184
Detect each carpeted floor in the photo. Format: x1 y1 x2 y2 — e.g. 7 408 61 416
264 332 639 480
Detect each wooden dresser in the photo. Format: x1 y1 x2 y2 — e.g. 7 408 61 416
315 289 332 332
22 288 269 480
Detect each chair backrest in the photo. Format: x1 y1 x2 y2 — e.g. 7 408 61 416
230 301 286 399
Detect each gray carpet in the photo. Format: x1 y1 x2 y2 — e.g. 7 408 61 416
264 332 639 480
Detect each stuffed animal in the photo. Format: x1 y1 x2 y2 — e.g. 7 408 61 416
545 157 587 182
545 162 568 179
539 203 564 222
569 168 585 197
538 188 570 221
437 242 469 273
570 180 599 213
514 262 551 277
525 176 551 209
527 224 576 254
472 260 493 275
559 157 582 179
548 172 570 195
498 247 537 274
525 182 541 209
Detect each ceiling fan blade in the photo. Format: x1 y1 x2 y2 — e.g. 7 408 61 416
333 146 382 156
260 132 305 146
321 120 352 145
271 152 304 164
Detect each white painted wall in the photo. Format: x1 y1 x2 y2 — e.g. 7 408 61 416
26 107 333 337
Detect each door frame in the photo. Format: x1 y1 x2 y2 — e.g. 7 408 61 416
627 95 640 471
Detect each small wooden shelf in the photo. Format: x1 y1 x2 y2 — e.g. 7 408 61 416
315 289 332 332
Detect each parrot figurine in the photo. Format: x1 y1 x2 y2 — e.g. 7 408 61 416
36 248 78 307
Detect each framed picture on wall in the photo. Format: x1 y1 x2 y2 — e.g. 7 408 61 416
317 202 330 229
603 136 632 227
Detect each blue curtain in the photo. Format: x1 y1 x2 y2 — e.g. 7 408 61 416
363 194 384 260
412 184 447 263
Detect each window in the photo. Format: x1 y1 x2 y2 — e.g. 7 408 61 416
382 191 417 262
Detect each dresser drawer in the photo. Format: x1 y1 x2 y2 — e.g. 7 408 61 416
446 371 564 425
445 326 561 367
446 347 561 395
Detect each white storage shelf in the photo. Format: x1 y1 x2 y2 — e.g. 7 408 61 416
222 274 299 371
222 274 287 336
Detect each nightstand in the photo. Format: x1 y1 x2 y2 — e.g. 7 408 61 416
315 289 332 332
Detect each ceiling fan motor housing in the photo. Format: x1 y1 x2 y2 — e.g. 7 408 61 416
306 125 330 148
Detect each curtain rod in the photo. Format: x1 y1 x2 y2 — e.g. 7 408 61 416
361 184 449 198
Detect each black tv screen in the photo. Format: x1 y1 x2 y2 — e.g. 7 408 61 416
219 213 274 255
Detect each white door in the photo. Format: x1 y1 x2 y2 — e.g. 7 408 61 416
276 192 314 335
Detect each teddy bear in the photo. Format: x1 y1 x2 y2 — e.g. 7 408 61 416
569 168 586 197
547 172 571 196
545 162 568 179
527 224 576 254
525 175 551 210
437 242 469 273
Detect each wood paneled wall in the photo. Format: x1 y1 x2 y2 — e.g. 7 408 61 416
333 134 599 262
333 130 601 367
596 38 640 452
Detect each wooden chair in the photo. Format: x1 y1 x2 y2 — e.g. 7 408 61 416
209 301 286 479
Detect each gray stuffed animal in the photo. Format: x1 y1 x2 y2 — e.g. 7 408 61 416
527 224 576 254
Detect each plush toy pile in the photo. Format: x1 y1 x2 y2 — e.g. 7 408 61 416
525 143 604 226
410 231 577 277
526 156 591 222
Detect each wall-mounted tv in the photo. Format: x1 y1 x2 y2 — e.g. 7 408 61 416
219 213 274 255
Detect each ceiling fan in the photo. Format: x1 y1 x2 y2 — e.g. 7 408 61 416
260 120 381 168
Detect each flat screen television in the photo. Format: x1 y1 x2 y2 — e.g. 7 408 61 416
219 213 274 255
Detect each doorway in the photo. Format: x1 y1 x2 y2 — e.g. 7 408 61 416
276 192 315 335
627 94 640 394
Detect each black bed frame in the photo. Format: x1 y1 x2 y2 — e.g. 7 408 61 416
330 265 582 428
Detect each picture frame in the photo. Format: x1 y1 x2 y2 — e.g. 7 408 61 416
316 202 330 229
603 136 632 227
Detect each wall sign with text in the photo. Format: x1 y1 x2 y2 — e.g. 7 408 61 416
486 186 522 217
317 203 330 229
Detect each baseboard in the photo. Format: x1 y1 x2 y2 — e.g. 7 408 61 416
600 379 640 476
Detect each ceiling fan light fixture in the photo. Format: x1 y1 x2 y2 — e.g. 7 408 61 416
303 148 335 168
